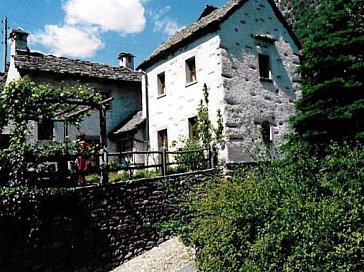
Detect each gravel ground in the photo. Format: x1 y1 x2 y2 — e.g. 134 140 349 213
111 238 197 272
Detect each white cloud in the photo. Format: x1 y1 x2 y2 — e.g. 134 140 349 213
153 18 183 36
30 25 104 58
150 6 184 36
64 0 146 34
31 0 146 58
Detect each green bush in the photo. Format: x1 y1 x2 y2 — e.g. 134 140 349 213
175 143 363 271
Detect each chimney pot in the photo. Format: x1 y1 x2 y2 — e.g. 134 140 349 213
118 52 135 70
10 29 29 52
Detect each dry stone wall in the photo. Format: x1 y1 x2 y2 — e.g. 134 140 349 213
0 169 218 272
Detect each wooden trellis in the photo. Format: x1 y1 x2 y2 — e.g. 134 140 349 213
44 92 113 185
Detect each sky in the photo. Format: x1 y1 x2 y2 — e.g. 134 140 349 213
0 0 229 71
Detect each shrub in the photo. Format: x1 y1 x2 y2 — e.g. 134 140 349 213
173 143 364 271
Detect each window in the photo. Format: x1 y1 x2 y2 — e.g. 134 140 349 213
157 129 168 150
101 92 112 110
261 121 273 144
38 120 53 140
258 53 271 80
185 57 197 84
188 116 198 140
157 72 166 96
118 139 133 152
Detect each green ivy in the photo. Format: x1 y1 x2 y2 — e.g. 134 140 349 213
0 76 102 186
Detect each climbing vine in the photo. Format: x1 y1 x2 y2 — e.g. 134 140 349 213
0 76 102 186
173 83 224 170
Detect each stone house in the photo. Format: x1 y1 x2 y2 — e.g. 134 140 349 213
137 0 301 162
5 29 145 155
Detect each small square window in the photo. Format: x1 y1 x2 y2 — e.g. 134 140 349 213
158 129 168 150
157 72 166 96
258 54 271 79
185 57 197 84
188 116 198 140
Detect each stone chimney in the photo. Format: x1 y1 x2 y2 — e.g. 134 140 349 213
10 29 29 53
118 52 135 70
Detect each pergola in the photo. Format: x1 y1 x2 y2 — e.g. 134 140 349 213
46 93 114 184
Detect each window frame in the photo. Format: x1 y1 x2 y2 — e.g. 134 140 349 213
157 129 168 150
185 56 197 85
258 53 272 81
38 119 53 140
188 116 198 140
157 71 166 97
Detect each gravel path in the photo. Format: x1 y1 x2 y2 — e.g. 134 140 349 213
111 238 197 272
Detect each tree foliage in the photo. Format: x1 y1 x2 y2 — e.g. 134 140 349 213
291 0 364 145
173 142 364 271
0 77 101 186
173 84 224 171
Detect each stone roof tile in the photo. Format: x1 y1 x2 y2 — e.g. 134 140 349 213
137 0 243 70
137 0 300 70
14 51 142 83
111 111 145 137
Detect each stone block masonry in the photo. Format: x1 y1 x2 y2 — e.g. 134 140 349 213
0 169 218 272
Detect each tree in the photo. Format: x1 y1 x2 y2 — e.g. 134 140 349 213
172 84 224 171
291 0 364 145
0 77 101 186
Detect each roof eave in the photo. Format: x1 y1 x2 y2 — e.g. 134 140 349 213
16 67 142 84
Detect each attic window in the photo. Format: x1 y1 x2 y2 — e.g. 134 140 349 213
157 72 166 97
186 57 197 84
258 54 271 80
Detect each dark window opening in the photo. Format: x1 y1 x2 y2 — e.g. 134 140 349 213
258 54 271 79
261 121 273 144
188 116 198 140
158 129 168 150
186 57 197 83
118 139 133 153
0 134 10 149
157 72 166 96
38 120 53 140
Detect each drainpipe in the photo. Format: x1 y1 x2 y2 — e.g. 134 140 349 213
139 70 150 150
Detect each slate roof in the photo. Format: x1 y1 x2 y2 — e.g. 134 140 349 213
137 0 300 70
110 111 145 138
14 50 142 83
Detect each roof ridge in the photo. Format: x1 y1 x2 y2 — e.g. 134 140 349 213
137 0 243 70
137 0 300 70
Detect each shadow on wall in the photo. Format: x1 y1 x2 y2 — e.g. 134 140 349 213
0 170 216 272
0 194 113 272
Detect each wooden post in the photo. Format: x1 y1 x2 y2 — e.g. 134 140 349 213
64 119 68 141
160 148 167 176
99 106 108 184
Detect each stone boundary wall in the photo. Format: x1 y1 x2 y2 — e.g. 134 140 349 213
0 169 219 272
